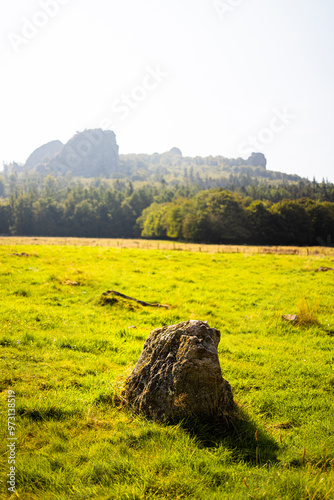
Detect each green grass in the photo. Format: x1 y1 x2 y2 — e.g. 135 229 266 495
1 243 334 499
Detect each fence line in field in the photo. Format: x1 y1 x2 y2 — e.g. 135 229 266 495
0 236 333 257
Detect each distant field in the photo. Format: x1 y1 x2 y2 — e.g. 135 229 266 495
0 236 333 257
1 242 334 499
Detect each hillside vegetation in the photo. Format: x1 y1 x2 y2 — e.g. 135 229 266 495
1 129 333 246
3 130 298 186
1 242 334 499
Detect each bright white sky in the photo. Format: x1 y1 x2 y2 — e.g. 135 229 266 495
1 0 334 181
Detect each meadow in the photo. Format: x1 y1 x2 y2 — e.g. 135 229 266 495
1 239 334 499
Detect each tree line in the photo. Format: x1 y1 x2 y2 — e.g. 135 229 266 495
0 180 333 246
138 190 334 246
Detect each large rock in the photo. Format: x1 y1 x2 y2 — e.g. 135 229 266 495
247 152 267 169
50 129 119 177
25 140 63 169
122 320 234 423
24 129 120 178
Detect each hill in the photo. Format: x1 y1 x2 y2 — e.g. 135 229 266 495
3 129 307 187
0 129 333 245
118 148 304 187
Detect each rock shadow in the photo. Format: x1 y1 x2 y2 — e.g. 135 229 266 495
179 405 279 466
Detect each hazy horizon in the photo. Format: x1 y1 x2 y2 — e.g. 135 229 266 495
1 0 334 181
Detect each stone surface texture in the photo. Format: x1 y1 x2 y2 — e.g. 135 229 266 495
282 314 299 324
122 320 234 422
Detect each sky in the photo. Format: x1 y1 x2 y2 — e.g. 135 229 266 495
1 0 334 181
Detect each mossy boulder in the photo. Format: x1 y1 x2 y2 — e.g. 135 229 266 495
122 320 234 423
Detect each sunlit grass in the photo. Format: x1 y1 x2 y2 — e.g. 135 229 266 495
297 297 320 326
1 242 334 499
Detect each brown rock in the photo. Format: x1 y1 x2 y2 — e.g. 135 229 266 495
122 320 234 423
63 280 80 286
282 314 299 324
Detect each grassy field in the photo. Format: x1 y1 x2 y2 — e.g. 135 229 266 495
1 236 334 257
1 241 334 499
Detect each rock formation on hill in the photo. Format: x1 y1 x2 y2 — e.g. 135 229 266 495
25 140 63 169
122 320 234 423
6 126 305 186
25 129 120 178
168 147 182 156
247 152 267 169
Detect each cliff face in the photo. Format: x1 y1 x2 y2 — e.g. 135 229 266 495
27 129 119 178
25 140 63 169
247 152 267 169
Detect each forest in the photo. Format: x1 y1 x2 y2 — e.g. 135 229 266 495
0 174 333 246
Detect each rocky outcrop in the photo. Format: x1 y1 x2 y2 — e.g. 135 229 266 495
168 147 182 156
282 314 299 324
25 129 119 178
247 152 267 169
122 320 234 423
25 140 63 169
